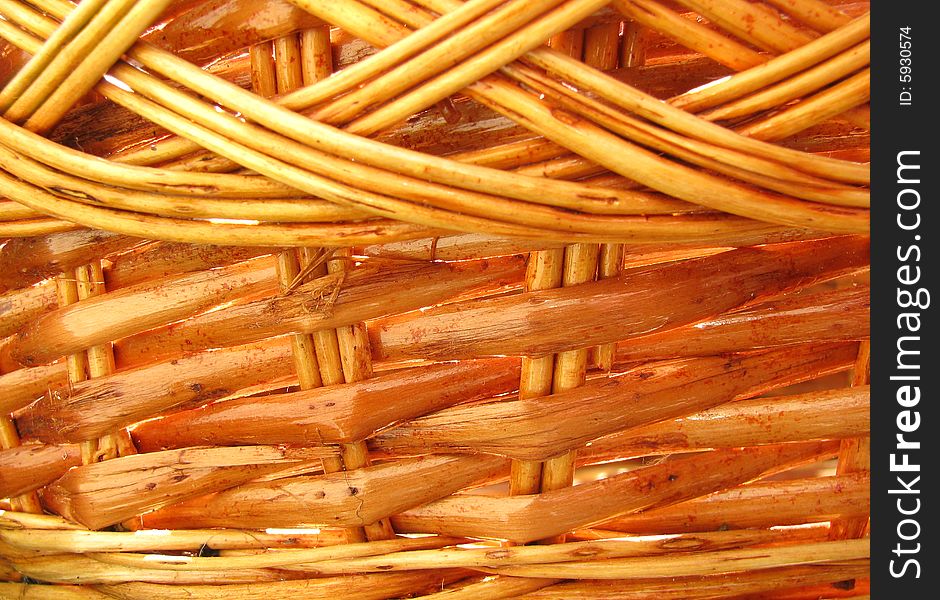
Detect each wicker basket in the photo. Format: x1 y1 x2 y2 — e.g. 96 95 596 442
0 0 870 597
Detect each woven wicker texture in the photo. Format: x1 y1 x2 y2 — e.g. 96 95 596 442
1 0 869 597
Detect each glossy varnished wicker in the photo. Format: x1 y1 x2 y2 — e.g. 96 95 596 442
0 0 870 598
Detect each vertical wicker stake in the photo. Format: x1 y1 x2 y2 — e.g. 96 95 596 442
0 417 42 513
509 24 591 505
509 31 606 546
525 20 626 544
0 0 873 594
547 29 585 60
509 249 563 498
248 41 276 99
585 20 628 371
73 261 140 529
620 19 648 69
256 27 395 543
539 242 599 545
75 263 136 461
326 249 397 541
829 340 871 540
54 273 94 464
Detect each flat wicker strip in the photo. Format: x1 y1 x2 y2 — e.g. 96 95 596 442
0 0 869 597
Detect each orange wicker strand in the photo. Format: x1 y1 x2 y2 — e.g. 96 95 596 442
0 0 870 595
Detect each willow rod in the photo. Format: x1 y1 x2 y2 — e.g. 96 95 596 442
141 454 508 531
702 41 870 121
95 529 803 573
5 0 868 238
482 538 869 579
370 343 857 460
42 446 335 530
3 1 717 226
670 13 870 112
0 527 349 554
603 473 869 534
672 0 814 54
393 442 836 542
369 236 869 362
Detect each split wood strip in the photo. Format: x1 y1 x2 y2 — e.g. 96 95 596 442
0 417 43 513
393 441 837 542
0 280 58 341
104 244 276 292
0 361 67 416
113 256 525 367
129 358 520 451
830 340 871 540
141 454 509 531
577 385 869 463
0 230 139 295
370 343 857 460
0 244 273 343
9 257 280 367
370 236 869 362
41 446 333 530
603 473 869 534
612 283 869 363
0 443 79 499
17 340 295 444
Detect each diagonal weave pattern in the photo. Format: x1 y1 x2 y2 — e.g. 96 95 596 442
1 0 869 597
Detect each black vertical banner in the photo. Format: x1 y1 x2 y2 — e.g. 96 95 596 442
871 1 937 596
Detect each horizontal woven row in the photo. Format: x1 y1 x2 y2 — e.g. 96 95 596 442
1 0 869 597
